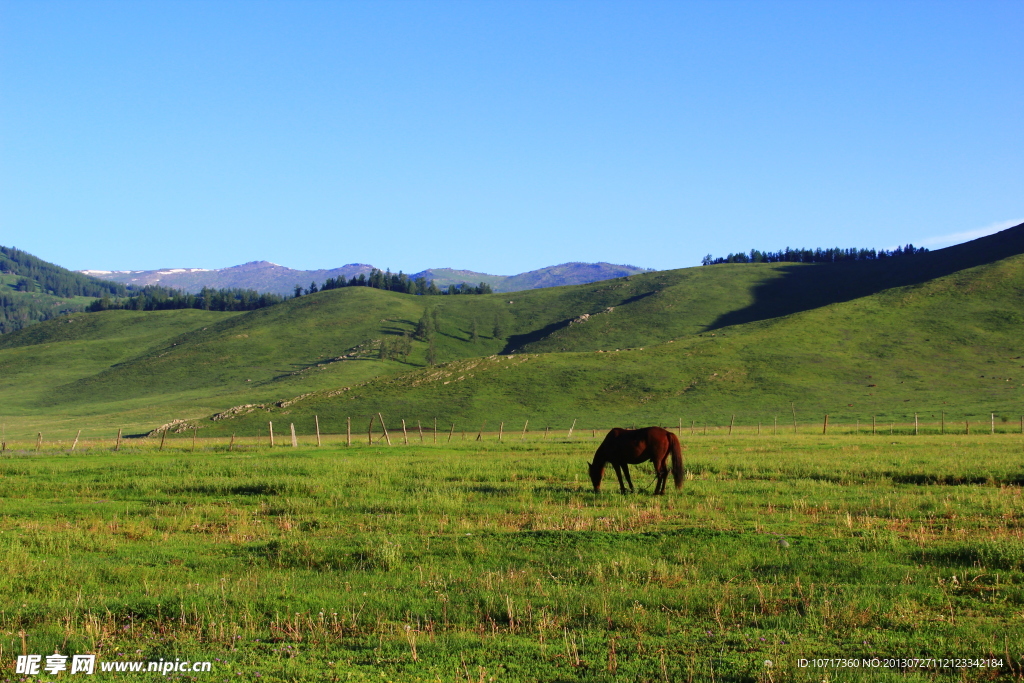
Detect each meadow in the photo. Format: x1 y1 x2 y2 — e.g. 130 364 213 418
2 431 1022 682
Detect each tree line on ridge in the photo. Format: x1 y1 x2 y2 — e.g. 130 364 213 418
701 244 929 265
294 267 493 297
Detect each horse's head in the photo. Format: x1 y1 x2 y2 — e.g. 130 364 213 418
588 460 603 493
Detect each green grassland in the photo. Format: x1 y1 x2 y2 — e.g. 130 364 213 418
1 435 1021 681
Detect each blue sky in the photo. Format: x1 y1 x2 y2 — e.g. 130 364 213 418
1 0 1021 275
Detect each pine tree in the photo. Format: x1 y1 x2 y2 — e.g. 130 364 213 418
471 319 479 343
492 315 504 339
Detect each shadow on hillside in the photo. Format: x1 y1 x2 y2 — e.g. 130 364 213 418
498 290 661 354
501 318 574 354
705 223 1024 331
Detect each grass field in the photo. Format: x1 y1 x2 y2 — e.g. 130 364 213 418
2 432 1022 681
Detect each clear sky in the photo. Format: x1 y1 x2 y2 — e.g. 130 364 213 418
1 0 1021 275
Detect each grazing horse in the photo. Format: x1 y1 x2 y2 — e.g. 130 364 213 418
588 426 684 495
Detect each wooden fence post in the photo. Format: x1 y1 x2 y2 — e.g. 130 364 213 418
402 419 409 445
991 413 995 435
417 421 424 442
757 422 761 435
159 428 166 451
434 418 438 444
315 415 321 447
914 414 919 436
567 418 577 439
229 433 235 452
475 422 486 441
792 403 797 434
367 415 374 445
823 414 828 435
190 426 196 453
447 423 455 443
966 420 970 435
346 417 351 447
115 428 123 452
872 415 876 435
678 417 682 437
269 421 275 447
691 420 696 436
377 414 392 446
72 429 82 452
773 417 777 435
498 422 503 442
290 423 298 448
940 411 944 435
521 420 529 441
36 433 42 453
729 415 735 436
545 427 549 439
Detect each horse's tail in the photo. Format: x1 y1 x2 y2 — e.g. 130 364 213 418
669 431 684 490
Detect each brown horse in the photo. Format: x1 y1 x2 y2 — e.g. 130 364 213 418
588 426 684 495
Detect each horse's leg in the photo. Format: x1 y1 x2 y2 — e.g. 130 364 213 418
654 456 667 495
612 463 628 494
622 463 635 493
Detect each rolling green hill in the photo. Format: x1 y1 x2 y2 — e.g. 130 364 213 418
0 310 240 433
2 222 1022 439
195 247 1024 436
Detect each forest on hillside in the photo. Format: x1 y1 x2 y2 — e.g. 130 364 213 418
0 246 129 333
87 285 285 312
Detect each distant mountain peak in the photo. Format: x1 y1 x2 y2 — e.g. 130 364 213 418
80 260 652 295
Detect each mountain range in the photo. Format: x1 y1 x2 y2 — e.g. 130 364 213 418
80 261 653 295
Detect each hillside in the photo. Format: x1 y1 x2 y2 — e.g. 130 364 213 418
0 246 127 334
82 260 653 296
0 309 240 434
198 248 1024 435
4 222 1022 439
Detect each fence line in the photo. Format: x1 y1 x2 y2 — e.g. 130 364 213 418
2 413 1022 454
